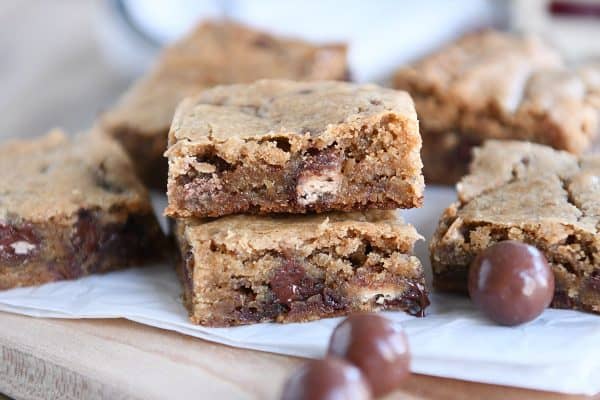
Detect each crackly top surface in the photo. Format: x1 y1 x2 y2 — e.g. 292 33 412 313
168 79 417 147
394 30 600 153
453 140 600 234
394 30 563 113
101 21 347 137
178 210 421 255
0 130 152 223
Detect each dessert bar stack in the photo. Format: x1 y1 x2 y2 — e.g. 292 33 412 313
394 30 600 184
165 80 429 326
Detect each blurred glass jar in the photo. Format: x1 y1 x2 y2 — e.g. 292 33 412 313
96 0 508 82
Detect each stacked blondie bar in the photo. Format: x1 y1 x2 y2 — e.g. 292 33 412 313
165 80 429 326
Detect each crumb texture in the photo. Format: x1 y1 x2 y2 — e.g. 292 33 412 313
175 211 429 326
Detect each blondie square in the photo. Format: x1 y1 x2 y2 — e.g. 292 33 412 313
165 80 424 218
393 30 599 184
0 131 165 290
430 140 600 313
100 21 348 188
174 211 428 327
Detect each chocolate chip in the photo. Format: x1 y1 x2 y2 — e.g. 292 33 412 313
252 34 273 48
71 210 100 256
0 222 40 263
269 259 322 304
588 272 600 292
552 291 574 309
296 89 313 95
280 358 372 400
181 251 195 294
393 281 430 317
92 162 124 194
468 240 554 326
304 147 341 171
70 210 159 274
369 99 382 106
456 137 480 165
322 288 347 310
328 313 410 397
348 242 370 268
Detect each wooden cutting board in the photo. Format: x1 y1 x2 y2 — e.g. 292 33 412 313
0 311 595 400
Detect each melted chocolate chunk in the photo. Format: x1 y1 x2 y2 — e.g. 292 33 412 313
294 147 343 206
237 299 283 323
252 34 274 48
552 291 574 309
587 272 600 292
270 259 323 305
389 281 430 317
302 147 341 173
70 210 160 275
328 314 411 397
93 161 124 194
72 210 101 257
0 222 40 263
322 287 347 310
182 251 195 295
455 136 481 166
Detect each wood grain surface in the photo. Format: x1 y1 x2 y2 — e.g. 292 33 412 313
0 311 596 400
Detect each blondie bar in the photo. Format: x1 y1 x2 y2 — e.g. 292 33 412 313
430 140 600 313
174 211 428 326
165 80 424 218
393 30 599 184
100 21 348 188
0 131 165 290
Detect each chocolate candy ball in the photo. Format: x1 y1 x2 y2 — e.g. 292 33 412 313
468 240 555 326
327 313 410 397
280 358 372 400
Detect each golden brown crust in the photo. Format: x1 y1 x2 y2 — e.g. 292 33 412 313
0 130 152 223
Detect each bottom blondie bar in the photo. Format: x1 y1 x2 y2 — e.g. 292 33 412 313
174 211 428 326
431 140 600 313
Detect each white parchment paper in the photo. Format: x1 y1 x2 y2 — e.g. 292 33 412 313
1 187 599 395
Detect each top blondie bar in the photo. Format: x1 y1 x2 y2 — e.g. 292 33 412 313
393 30 599 184
165 80 424 218
100 21 348 188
